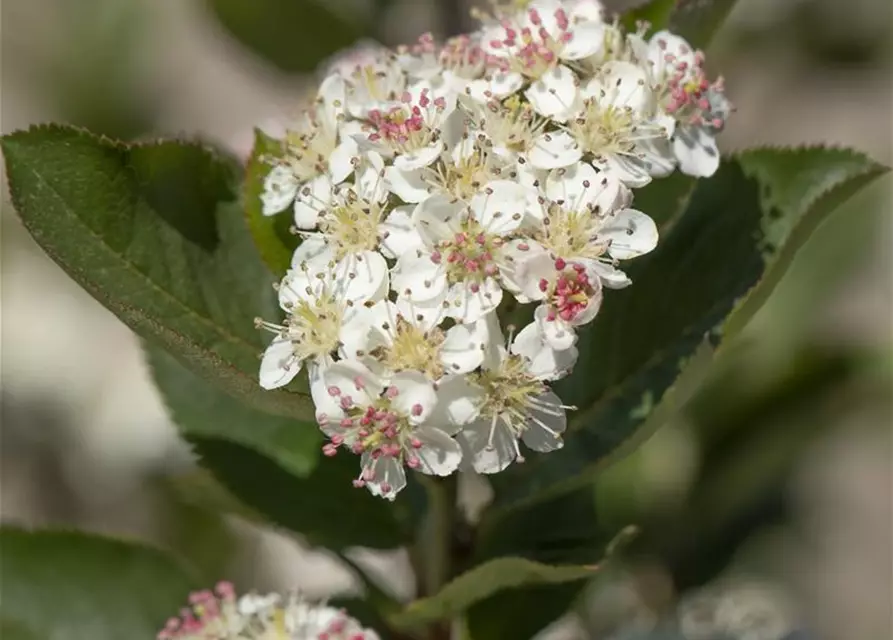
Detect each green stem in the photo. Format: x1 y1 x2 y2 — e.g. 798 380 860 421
417 475 458 639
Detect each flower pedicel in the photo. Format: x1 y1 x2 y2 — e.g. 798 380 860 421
255 0 731 499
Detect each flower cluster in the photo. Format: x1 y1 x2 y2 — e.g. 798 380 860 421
256 0 730 499
158 582 379 640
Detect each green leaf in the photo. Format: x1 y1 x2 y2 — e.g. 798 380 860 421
621 0 676 34
0 527 197 640
245 129 298 274
485 147 887 516
0 618 41 640
389 558 599 629
668 0 741 49
148 346 320 478
0 124 313 421
466 582 583 640
191 437 408 549
206 0 363 74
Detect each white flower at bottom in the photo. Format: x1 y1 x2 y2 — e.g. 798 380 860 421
157 581 380 639
317 360 462 500
456 322 576 474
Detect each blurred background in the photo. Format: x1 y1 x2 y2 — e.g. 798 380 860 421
1 0 890 638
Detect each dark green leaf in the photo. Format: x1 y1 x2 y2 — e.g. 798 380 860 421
245 129 298 274
668 0 741 49
0 527 197 640
148 346 320 478
466 582 583 640
621 0 676 34
486 147 886 515
0 124 314 421
629 171 697 232
191 437 408 549
205 0 363 74
389 558 599 629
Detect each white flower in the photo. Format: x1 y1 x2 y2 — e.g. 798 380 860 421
391 181 536 323
290 152 421 301
400 33 487 95
456 320 576 473
343 51 408 119
361 299 488 381
516 256 603 350
644 30 731 177
320 39 391 79
260 74 358 217
384 118 509 205
477 0 607 120
357 84 457 172
255 267 378 390
317 360 462 500
157 582 381 640
529 61 674 186
529 162 657 288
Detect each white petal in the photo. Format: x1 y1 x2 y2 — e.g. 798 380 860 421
470 180 532 236
318 72 348 127
293 174 333 229
390 370 438 424
446 278 503 324
428 375 484 434
488 71 524 98
545 162 599 207
561 22 606 60
261 165 298 216
499 238 548 302
394 141 444 171
385 165 431 204
595 153 653 188
588 260 632 289
520 390 567 452
528 131 582 170
362 454 407 500
673 126 720 178
259 338 300 390
338 308 376 361
392 250 448 301
600 61 650 112
413 427 463 476
534 304 578 351
290 235 332 270
515 250 555 302
413 194 466 246
395 294 447 333
324 360 383 408
308 359 342 419
524 65 578 122
336 251 390 303
441 321 486 375
379 205 425 259
355 150 387 202
457 418 517 474
648 30 698 75
329 138 359 184
512 322 578 381
601 209 658 260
